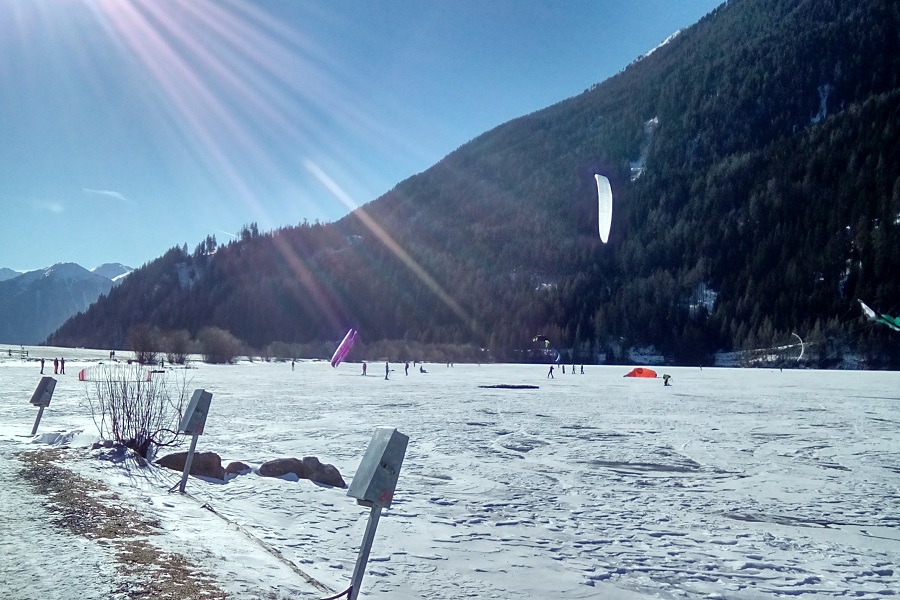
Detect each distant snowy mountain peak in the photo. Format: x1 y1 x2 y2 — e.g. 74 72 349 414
43 262 93 281
0 261 132 344
0 262 133 283
92 263 133 281
0 267 20 282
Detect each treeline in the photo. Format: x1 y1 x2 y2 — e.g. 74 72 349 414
48 0 900 368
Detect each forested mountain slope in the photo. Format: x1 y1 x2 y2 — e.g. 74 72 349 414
49 0 900 367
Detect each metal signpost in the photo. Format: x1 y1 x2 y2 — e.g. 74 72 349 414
177 388 213 493
346 427 409 600
29 377 56 435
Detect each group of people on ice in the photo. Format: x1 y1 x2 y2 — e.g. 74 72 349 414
39 357 65 375
547 364 584 378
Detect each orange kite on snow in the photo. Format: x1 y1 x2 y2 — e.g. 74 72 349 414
624 367 657 378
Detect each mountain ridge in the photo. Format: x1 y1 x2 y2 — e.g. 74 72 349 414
46 0 900 367
0 263 132 345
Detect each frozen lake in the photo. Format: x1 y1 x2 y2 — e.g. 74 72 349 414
1 347 899 599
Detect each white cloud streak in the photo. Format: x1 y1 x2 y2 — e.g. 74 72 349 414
82 188 131 203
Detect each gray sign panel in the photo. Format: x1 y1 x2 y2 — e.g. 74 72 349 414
179 389 212 435
29 377 56 407
347 427 409 509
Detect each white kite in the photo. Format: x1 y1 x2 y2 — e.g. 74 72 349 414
791 332 805 361
595 174 613 243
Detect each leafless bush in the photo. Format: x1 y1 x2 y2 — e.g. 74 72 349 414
268 341 299 361
162 329 191 365
86 364 190 458
198 326 241 364
128 324 160 365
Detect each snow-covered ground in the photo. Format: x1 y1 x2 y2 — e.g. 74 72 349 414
2 346 899 599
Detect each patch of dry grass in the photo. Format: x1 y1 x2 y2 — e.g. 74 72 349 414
19 448 228 600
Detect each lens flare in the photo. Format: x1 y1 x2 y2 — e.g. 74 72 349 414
305 160 473 329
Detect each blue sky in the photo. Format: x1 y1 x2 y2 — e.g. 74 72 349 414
0 0 721 272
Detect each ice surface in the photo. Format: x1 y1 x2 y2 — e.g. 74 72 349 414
1 347 898 599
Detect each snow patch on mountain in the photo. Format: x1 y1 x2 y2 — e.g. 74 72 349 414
637 29 682 61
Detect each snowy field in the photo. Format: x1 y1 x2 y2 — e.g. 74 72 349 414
1 345 899 599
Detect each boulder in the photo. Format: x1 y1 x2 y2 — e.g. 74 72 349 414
258 457 306 478
225 461 252 476
301 456 346 488
259 456 346 487
156 451 226 480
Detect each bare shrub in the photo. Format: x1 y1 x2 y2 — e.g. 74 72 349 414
241 342 257 363
268 341 299 361
162 329 191 365
86 364 190 458
128 324 160 365
197 326 241 364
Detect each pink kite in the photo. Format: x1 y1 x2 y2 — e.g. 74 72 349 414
331 329 357 367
